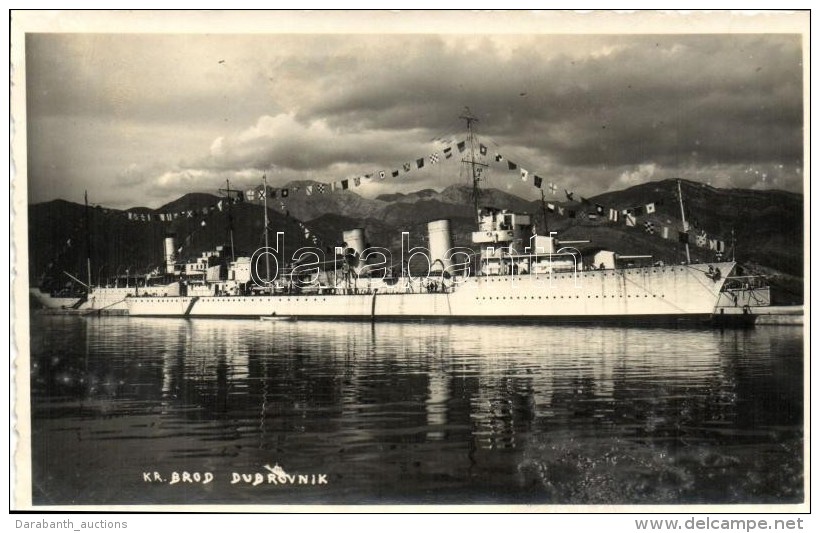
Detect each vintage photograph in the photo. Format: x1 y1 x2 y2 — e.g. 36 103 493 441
11 11 808 510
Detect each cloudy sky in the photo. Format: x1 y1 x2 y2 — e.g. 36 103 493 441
22 19 805 209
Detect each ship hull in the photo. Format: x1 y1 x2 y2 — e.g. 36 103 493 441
31 283 180 314
126 262 735 323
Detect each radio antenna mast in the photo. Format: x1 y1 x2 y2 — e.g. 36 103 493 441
677 179 691 264
459 107 488 223
218 180 237 262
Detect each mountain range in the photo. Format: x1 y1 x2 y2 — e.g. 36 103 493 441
26 179 804 304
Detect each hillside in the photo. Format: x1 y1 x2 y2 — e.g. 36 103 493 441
27 200 336 291
157 192 221 213
588 179 803 277
375 189 440 203
275 180 387 221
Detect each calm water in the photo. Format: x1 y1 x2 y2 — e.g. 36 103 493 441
29 315 804 505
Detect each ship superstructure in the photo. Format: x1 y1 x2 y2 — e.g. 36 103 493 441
124 207 739 324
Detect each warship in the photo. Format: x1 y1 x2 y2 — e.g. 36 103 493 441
122 115 766 326
34 115 770 325
123 214 749 325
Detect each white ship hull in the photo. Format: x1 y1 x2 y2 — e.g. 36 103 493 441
81 284 179 313
126 262 735 324
31 282 180 313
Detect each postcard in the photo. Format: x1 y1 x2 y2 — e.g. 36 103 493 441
10 10 810 514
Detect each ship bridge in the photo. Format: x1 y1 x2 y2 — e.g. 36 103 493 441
472 207 579 276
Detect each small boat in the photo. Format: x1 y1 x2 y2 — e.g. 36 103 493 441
259 315 295 322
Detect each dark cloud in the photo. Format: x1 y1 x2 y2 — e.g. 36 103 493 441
303 35 803 169
24 32 804 209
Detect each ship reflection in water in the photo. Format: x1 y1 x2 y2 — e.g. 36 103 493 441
30 315 803 505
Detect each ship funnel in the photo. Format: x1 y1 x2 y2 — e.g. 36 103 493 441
531 234 555 255
428 219 452 273
164 234 176 274
342 228 366 271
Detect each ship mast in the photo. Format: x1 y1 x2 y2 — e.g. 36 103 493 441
539 189 550 234
219 179 237 262
84 190 93 291
459 108 488 223
677 179 691 264
262 174 271 291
